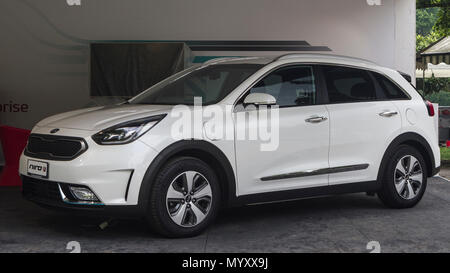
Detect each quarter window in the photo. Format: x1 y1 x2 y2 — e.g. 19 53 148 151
373 72 409 100
248 66 316 107
322 66 377 103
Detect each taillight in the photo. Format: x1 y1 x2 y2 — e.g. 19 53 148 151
425 100 435 116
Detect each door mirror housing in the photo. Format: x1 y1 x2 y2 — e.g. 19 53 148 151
243 93 277 106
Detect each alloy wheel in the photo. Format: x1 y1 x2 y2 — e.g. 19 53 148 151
166 171 213 227
394 155 423 200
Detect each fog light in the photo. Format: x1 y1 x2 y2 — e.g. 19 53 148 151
69 186 99 202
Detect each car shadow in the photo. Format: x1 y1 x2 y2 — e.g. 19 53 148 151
216 193 384 224
29 192 384 239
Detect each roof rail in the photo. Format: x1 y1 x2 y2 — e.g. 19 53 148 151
201 56 260 66
202 57 239 65
274 53 376 64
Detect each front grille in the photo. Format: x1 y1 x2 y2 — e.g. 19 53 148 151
25 134 88 161
22 176 61 203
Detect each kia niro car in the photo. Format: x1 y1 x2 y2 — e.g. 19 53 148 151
20 54 440 237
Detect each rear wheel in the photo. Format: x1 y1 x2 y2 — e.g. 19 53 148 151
146 157 221 237
377 145 427 208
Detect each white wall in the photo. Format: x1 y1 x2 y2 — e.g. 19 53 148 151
0 0 415 130
394 0 416 83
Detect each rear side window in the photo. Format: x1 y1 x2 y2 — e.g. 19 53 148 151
322 66 377 103
372 72 409 100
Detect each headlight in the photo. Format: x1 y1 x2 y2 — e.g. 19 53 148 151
92 114 166 145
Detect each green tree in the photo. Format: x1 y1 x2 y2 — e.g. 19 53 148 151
417 0 450 9
435 5 450 35
417 29 444 52
416 8 439 36
416 1 449 52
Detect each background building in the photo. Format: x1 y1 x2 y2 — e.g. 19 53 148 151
0 0 416 164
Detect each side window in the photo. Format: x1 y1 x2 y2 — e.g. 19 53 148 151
248 66 316 107
322 66 377 103
372 72 409 100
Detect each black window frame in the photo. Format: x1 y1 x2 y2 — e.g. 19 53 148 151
235 64 326 109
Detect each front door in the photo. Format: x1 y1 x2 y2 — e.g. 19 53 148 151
234 65 330 196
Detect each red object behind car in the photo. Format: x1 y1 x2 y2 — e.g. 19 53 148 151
0 125 30 186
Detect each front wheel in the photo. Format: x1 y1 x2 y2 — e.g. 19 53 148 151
377 145 427 208
146 157 221 237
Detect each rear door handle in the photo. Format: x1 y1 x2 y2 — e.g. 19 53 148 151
379 111 398 117
305 116 328 123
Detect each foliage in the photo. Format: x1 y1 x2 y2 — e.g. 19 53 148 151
417 30 444 52
423 91 450 105
417 76 450 106
426 76 450 93
417 8 439 36
417 0 450 9
418 76 450 94
440 147 450 161
417 76 450 105
435 5 450 35
416 1 449 52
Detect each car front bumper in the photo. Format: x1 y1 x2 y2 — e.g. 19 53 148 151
19 126 160 208
21 175 142 217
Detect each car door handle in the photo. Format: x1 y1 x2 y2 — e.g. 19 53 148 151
378 111 398 117
305 116 328 123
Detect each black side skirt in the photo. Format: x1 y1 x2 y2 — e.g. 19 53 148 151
228 181 379 207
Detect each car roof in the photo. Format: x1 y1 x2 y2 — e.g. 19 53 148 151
202 53 382 71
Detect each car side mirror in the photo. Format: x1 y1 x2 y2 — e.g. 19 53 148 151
243 93 277 106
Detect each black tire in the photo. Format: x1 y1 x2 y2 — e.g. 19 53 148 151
377 145 427 208
146 156 221 238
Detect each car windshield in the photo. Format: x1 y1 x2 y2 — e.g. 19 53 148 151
129 63 263 105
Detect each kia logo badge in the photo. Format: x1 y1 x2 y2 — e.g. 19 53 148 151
50 128 60 134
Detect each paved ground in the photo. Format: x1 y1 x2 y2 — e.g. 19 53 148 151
0 176 449 253
438 167 450 180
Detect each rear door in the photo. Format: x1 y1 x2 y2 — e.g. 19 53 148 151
320 65 402 185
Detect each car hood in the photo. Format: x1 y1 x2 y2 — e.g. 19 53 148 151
36 104 173 131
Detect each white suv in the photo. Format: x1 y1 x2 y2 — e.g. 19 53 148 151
19 54 440 237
